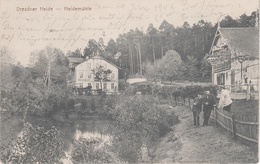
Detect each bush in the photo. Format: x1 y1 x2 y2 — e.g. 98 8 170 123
157 110 178 137
1 122 64 163
110 95 176 162
71 138 120 164
80 99 88 111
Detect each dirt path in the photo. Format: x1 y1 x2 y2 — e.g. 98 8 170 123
151 106 258 163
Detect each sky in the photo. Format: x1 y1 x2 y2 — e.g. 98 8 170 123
0 0 259 66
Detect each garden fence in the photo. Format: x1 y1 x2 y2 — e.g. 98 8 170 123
210 108 258 144
167 97 258 144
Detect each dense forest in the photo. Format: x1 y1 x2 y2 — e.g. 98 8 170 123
68 11 259 81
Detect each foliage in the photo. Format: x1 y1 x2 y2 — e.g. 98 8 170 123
66 48 82 58
30 46 69 85
1 122 64 163
106 39 117 56
220 11 259 27
143 60 158 80
67 12 258 81
0 47 16 89
144 50 185 81
124 83 218 103
184 55 200 79
0 46 73 118
110 95 176 162
76 95 117 117
83 38 106 58
71 138 120 164
92 65 112 90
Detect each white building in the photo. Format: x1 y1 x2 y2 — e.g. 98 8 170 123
207 27 259 91
70 56 119 92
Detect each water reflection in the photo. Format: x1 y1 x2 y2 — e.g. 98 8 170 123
1 116 113 152
61 119 114 163
58 119 113 151
74 129 112 143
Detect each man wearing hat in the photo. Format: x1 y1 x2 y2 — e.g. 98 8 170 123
202 90 216 126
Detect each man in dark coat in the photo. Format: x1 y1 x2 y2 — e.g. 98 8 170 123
192 93 203 127
202 91 216 126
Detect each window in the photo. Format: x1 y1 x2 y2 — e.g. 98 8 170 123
87 63 91 69
111 73 115 80
103 83 107 89
96 83 99 89
88 83 91 86
87 73 91 79
79 72 83 79
111 83 114 89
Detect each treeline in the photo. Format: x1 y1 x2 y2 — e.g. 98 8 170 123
68 11 258 81
0 46 73 118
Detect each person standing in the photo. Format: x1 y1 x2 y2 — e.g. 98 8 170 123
192 93 203 127
202 90 216 126
218 86 233 112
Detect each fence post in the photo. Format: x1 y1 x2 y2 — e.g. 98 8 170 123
215 107 218 126
231 114 237 139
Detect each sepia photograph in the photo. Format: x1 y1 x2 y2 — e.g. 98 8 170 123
0 0 259 163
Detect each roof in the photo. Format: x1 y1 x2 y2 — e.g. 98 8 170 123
76 55 121 69
218 27 259 58
90 56 121 69
67 57 85 64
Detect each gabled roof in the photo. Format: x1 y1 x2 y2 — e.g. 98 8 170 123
77 55 121 69
217 27 259 58
67 57 85 64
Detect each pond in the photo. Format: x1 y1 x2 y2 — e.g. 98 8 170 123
0 115 117 162
0 114 151 163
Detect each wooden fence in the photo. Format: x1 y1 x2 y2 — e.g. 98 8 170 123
210 108 258 144
167 97 258 144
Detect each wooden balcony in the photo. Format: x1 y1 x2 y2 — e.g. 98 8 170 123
213 62 231 73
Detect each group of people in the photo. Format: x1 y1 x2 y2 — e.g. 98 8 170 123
192 86 233 127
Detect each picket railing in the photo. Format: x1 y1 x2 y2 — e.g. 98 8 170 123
217 84 258 100
210 108 258 144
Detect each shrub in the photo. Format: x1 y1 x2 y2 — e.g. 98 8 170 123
110 95 176 162
71 138 120 164
80 99 88 111
1 122 64 163
67 98 75 110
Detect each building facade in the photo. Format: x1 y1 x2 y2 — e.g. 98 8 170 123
71 56 119 92
207 27 259 91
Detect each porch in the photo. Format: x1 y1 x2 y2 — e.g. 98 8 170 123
217 84 258 100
